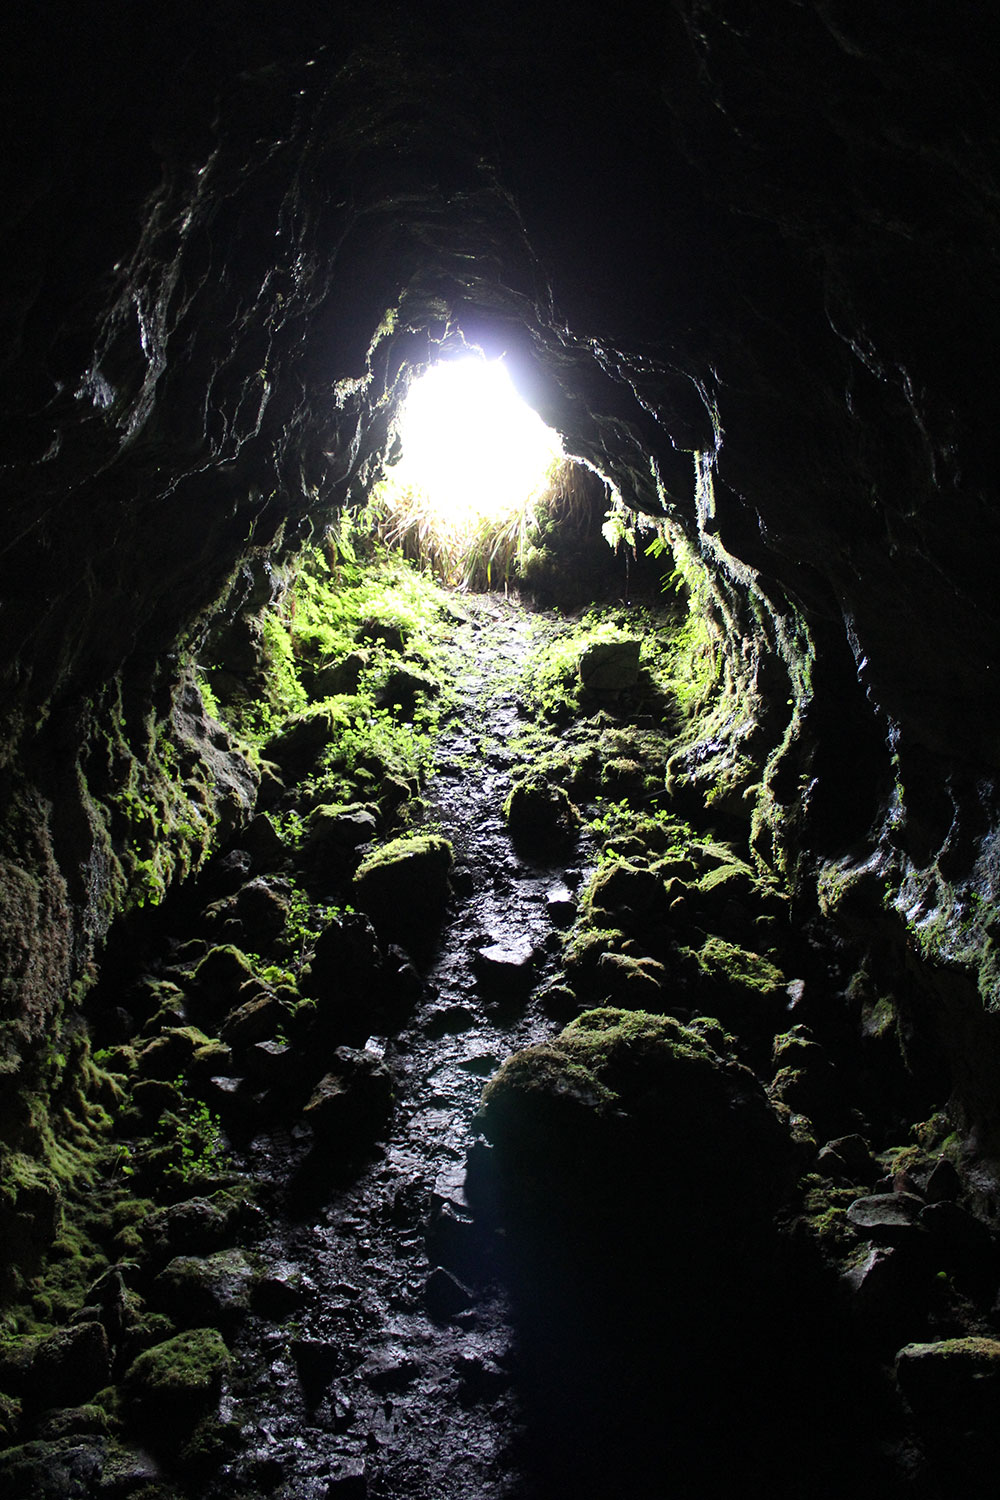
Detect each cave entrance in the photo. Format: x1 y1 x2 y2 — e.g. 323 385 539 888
366 354 570 589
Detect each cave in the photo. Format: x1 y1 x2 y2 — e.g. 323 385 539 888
3 4 1000 1497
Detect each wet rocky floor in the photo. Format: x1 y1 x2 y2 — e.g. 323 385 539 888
211 596 594 1500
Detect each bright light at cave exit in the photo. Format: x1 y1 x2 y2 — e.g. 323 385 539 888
393 357 563 524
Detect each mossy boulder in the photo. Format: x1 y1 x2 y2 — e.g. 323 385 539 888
261 708 336 775
584 859 666 929
192 945 256 1017
123 1327 230 1428
351 834 453 948
153 1250 260 1331
304 803 378 872
478 1007 794 1224
895 1337 1000 1423
579 638 641 691
695 935 786 1034
504 780 579 854
0 1323 110 1410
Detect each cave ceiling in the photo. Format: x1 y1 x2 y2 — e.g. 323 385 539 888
2 1 998 795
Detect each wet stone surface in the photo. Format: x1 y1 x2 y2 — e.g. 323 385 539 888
209 597 594 1500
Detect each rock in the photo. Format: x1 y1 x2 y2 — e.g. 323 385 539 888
0 1323 110 1409
350 834 453 947
303 1047 395 1145
33 1404 109 1441
538 982 579 1020
844 1244 928 1346
895 1337 1000 1422
845 1192 925 1242
474 941 534 997
202 847 252 896
226 876 292 944
595 951 667 1006
313 649 368 697
504 781 579 854
924 1156 961 1203
0 1435 110 1496
478 1007 794 1226
154 1249 259 1330
425 1267 474 1320
261 708 336 774
545 883 576 925
820 1134 878 1184
578 638 641 691
299 911 385 1037
919 1200 995 1290
357 619 405 651
123 1327 230 1427
426 1202 481 1283
304 804 378 877
364 1350 420 1394
241 813 287 869
586 860 665 928
219 989 284 1049
424 1002 476 1035
136 1025 211 1080
376 666 440 719
131 1076 183 1121
246 1039 298 1086
193 945 256 1014
324 1456 368 1494
291 1337 341 1395
307 803 378 848
142 1190 257 1263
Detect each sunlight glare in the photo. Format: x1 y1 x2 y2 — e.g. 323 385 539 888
393 357 563 524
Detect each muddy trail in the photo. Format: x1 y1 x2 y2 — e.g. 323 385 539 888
208 596 597 1500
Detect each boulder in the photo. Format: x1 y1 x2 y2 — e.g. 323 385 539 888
504 781 579 854
154 1250 259 1330
376 666 440 720
304 804 378 876
299 911 385 1042
594 951 667 1006
351 835 453 947
0 1323 110 1409
313 649 368 697
845 1192 925 1243
261 708 335 774
585 859 665 927
123 1327 230 1428
142 1190 258 1264
578 638 641 691
478 1006 794 1224
303 1046 395 1146
895 1337 1000 1422
474 941 535 998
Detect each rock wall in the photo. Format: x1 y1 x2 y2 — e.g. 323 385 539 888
2 5 998 1115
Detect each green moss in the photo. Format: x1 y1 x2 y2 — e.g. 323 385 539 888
697 936 785 995
353 832 452 881
797 1174 867 1257
124 1327 230 1420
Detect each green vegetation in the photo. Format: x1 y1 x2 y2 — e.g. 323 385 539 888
201 543 458 808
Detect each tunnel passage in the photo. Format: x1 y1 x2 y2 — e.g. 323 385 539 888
3 6 1000 1498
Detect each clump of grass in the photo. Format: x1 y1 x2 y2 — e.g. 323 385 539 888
363 455 603 591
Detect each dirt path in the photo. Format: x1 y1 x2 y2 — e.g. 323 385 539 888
215 595 593 1500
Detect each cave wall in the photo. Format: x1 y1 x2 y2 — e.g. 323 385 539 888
2 4 998 1101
